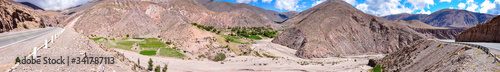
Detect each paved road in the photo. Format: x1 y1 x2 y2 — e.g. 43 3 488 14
437 39 500 50
0 27 61 49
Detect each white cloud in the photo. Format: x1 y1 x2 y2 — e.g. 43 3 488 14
480 0 495 13
439 0 452 3
465 0 478 12
406 0 435 10
458 3 466 9
274 0 301 11
355 0 414 16
262 0 272 3
344 0 357 5
417 9 431 14
311 0 326 7
14 0 92 10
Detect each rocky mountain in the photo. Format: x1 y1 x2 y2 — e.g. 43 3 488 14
456 15 500 42
74 0 240 60
396 20 464 39
383 9 496 28
196 0 296 22
272 0 426 58
0 0 45 33
369 40 499 71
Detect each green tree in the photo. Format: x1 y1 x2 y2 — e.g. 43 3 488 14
162 64 168 72
15 57 20 64
154 65 161 72
148 58 153 71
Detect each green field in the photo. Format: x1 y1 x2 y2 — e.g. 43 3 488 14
138 38 166 48
91 37 104 41
158 48 186 59
96 37 185 59
139 50 157 56
246 35 262 40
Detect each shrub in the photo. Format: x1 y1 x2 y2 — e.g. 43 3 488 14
191 23 198 26
437 43 442 47
154 65 161 72
217 31 221 34
212 29 217 32
148 58 153 71
137 58 140 65
370 64 383 72
162 64 168 72
214 53 226 61
22 23 27 28
225 37 234 42
15 57 20 64
126 34 130 38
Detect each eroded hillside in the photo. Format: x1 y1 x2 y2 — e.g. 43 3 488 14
272 0 425 58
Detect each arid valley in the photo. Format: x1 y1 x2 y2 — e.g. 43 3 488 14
0 0 500 72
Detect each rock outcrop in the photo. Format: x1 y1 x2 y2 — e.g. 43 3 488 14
0 0 44 33
369 40 500 71
456 16 500 42
272 0 425 58
383 9 496 28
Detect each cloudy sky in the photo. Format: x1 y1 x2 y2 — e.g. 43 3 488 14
216 0 500 16
15 0 92 10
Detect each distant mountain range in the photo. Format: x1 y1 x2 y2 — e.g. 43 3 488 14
196 0 298 22
383 9 497 28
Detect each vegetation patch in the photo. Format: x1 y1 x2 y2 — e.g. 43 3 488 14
116 41 137 46
91 37 104 41
214 53 226 61
158 48 186 59
140 50 157 56
245 35 262 40
370 64 383 72
138 38 166 48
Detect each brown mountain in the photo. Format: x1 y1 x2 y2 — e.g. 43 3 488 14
395 20 464 39
456 15 500 42
196 0 296 22
383 9 496 28
272 0 425 58
0 0 45 33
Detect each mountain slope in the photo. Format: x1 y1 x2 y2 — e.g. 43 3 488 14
456 15 500 42
272 0 425 58
383 9 496 28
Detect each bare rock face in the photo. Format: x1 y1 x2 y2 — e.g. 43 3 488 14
369 40 487 71
272 0 425 58
171 0 279 28
0 0 44 33
456 16 500 42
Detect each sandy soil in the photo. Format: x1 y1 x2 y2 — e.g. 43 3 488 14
114 39 385 71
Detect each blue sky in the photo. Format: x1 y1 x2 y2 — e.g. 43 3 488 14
215 0 500 16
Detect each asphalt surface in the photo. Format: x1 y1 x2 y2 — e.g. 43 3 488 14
437 39 500 50
0 27 61 49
